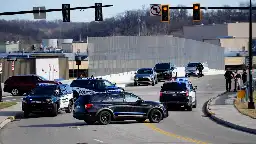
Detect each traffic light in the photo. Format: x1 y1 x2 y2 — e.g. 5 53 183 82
95 3 103 21
62 4 70 22
161 5 169 22
193 3 201 21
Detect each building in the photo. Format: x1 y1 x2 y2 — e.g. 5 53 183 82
182 22 256 68
0 42 19 53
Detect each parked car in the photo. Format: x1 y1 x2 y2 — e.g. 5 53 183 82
4 75 60 96
185 62 204 77
154 63 177 81
134 68 158 86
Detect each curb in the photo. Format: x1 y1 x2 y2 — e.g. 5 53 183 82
0 115 17 129
204 92 256 135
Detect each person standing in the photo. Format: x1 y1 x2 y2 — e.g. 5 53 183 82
224 68 234 92
242 69 247 84
196 63 204 77
234 70 242 92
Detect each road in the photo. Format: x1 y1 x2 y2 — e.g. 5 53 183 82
1 75 256 144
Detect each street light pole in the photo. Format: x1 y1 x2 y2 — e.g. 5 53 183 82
248 0 255 109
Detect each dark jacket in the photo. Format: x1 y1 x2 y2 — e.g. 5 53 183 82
224 70 234 79
242 72 247 82
235 73 241 79
196 63 204 70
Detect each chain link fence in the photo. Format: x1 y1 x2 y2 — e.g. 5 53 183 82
88 36 225 76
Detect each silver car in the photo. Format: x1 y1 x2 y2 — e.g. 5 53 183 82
185 62 202 77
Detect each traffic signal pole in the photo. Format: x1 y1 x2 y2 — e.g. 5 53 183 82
248 0 255 109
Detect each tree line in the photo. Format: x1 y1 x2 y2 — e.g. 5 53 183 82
0 2 255 44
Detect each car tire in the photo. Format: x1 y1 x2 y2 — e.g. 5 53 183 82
97 110 112 125
51 103 58 116
152 80 155 86
193 100 197 108
186 105 193 111
136 118 147 123
23 111 29 118
65 100 73 113
134 82 137 86
11 88 20 96
148 109 163 123
84 120 96 125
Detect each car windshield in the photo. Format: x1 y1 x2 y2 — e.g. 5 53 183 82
30 86 57 96
137 69 153 74
155 63 170 69
187 63 199 67
161 82 187 91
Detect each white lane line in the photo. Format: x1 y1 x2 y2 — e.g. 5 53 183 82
12 99 17 101
93 139 104 143
5 96 13 98
5 100 11 102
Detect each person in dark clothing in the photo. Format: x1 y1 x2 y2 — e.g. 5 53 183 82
224 69 235 92
242 69 247 84
196 63 204 77
234 70 241 92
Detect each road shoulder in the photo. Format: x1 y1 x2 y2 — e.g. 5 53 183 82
205 92 256 135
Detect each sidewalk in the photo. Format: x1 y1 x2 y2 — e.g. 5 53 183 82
206 92 256 134
0 102 23 129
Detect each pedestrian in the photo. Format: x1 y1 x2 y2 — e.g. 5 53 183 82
234 70 242 92
242 69 247 84
224 68 234 92
196 63 204 77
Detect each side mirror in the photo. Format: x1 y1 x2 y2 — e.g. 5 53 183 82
136 99 144 104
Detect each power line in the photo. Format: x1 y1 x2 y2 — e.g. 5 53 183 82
0 5 113 16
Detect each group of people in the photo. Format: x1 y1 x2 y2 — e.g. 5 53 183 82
224 69 247 92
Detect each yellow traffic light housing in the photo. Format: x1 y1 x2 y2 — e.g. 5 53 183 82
161 5 170 22
193 3 201 21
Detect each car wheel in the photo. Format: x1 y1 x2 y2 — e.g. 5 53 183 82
134 82 137 86
148 109 163 123
51 103 58 116
84 119 96 125
11 88 20 96
152 80 155 86
136 118 147 123
97 110 112 125
23 111 30 118
65 100 73 113
187 105 193 111
193 100 197 108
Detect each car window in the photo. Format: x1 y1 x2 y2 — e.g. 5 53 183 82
111 94 124 102
91 94 111 102
103 80 113 87
161 82 187 91
124 93 140 102
187 63 198 67
70 80 94 89
155 63 170 69
137 69 153 74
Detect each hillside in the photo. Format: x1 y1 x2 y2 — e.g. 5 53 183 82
0 2 255 43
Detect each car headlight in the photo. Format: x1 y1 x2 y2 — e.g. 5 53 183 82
22 100 27 103
46 99 52 103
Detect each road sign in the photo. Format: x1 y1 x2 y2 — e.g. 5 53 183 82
11 61 14 71
33 6 46 19
150 4 161 16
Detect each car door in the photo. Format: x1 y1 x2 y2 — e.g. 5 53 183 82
188 84 196 103
123 93 149 116
109 93 127 116
59 85 69 108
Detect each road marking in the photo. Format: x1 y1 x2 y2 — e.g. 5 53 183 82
12 99 17 101
144 123 209 144
93 139 103 143
5 100 11 102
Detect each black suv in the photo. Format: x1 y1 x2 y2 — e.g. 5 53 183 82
73 92 168 125
154 63 177 81
4 75 59 96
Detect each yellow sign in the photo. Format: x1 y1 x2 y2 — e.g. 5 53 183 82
237 90 246 99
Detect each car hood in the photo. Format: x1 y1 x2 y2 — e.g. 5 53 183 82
186 67 197 71
155 69 169 73
135 74 152 77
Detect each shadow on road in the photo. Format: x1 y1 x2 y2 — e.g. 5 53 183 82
19 122 87 128
0 111 21 116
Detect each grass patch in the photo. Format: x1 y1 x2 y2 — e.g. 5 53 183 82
234 92 256 119
0 102 17 110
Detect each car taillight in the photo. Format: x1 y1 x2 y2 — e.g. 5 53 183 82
85 104 93 109
186 91 189 96
160 92 163 97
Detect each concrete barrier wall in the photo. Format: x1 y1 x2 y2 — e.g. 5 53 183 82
88 36 225 77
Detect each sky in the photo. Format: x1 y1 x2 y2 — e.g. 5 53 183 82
0 0 248 22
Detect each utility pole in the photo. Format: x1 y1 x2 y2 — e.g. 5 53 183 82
248 0 255 109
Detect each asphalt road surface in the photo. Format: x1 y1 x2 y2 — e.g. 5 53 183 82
1 75 256 144
1 83 25 102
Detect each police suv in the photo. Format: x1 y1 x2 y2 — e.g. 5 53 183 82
22 83 74 117
159 77 197 111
